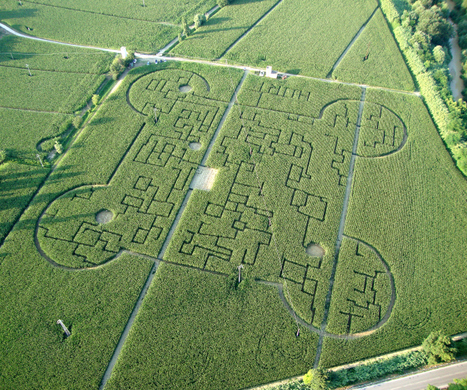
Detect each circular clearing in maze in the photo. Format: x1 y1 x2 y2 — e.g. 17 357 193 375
179 84 192 93
189 142 201 150
96 209 114 224
306 243 325 257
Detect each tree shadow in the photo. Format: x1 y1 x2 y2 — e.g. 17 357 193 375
0 8 38 21
203 17 231 26
286 69 301 75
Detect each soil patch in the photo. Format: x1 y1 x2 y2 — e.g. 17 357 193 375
179 84 192 93
190 167 218 191
96 209 114 224
306 243 325 257
189 142 201 150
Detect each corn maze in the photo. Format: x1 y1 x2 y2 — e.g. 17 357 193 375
35 67 402 345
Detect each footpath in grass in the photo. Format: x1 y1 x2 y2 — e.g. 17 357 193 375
332 9 415 91
320 89 467 368
224 0 378 77
0 0 215 52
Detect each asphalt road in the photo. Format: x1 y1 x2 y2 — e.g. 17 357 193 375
355 361 467 390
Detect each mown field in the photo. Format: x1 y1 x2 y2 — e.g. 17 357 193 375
224 0 378 77
332 9 415 91
171 0 279 60
0 0 215 52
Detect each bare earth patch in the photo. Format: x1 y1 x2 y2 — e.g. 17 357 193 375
179 85 192 93
306 243 325 257
190 167 218 191
96 209 114 224
189 142 201 150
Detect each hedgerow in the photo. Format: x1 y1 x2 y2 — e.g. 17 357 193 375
379 0 467 175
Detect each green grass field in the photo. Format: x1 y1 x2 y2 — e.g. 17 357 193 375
224 0 378 77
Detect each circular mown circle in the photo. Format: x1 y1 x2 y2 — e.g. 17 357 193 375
306 243 325 257
179 85 192 93
96 209 114 224
189 142 201 150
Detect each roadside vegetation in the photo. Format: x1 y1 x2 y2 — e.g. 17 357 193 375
380 0 467 174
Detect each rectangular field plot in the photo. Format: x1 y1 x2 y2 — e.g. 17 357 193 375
166 74 363 327
0 0 183 51
224 0 378 77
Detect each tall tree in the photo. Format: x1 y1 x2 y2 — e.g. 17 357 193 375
422 330 457 365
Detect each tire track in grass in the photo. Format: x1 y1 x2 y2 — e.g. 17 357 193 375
313 86 367 369
98 70 249 390
326 6 380 79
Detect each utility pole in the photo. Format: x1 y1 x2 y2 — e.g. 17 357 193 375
142 0 145 6
26 64 32 76
36 154 44 168
56 319 71 337
153 107 157 123
237 264 244 283
10 52 14 60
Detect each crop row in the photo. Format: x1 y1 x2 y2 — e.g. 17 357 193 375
320 88 467 368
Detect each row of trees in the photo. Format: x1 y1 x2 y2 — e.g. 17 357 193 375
289 331 458 390
397 0 467 174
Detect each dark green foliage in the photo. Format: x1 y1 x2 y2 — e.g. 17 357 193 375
182 16 191 37
304 368 329 389
422 331 457 364
194 13 206 29
217 0 230 7
328 351 427 388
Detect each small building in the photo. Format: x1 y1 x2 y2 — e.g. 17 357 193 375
265 66 278 79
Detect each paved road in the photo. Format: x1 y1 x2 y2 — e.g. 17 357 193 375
355 360 467 390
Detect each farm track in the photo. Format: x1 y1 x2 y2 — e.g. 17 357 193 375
0 105 64 114
0 22 421 97
20 0 180 27
326 6 380 78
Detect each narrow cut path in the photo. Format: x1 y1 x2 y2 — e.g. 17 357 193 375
313 86 367 368
98 70 248 390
